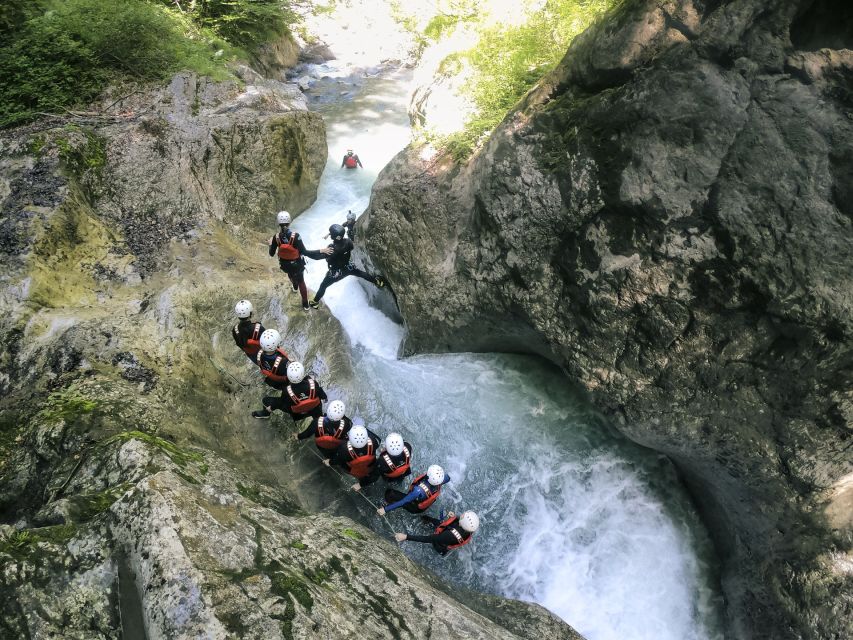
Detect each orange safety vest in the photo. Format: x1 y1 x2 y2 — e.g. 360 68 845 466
314 416 347 450
381 446 411 479
409 473 441 511
256 348 289 383
276 231 300 261
346 440 375 478
344 155 358 168
435 515 472 551
286 378 321 414
238 323 262 356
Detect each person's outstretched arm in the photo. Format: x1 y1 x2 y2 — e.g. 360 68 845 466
384 486 425 513
269 235 278 257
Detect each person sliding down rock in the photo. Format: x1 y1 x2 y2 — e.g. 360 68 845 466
377 464 449 516
304 224 385 308
323 423 380 482
251 330 290 419
269 211 313 311
294 399 352 458
394 511 479 556
351 432 412 492
341 149 362 169
232 299 266 361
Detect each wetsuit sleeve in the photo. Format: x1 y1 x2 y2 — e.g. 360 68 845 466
355 155 363 168
295 235 310 254
442 474 451 485
232 324 242 347
405 530 458 546
269 235 277 257
341 156 346 168
315 381 328 401
301 247 325 261
385 486 425 513
297 418 318 441
329 444 349 468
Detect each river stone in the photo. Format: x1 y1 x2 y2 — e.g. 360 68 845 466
359 1 853 638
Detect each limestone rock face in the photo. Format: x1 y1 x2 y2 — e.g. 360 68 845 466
360 0 853 638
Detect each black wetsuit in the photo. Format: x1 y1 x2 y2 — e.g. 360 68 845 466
343 218 356 242
304 238 379 302
264 376 327 420
360 442 412 487
298 415 353 457
232 319 265 361
256 349 290 390
269 228 310 305
405 517 472 556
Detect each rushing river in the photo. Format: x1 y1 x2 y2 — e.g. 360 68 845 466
289 62 726 640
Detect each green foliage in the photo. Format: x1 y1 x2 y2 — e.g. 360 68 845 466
0 524 77 560
36 387 98 426
101 430 205 468
0 0 301 128
340 527 365 540
412 0 615 159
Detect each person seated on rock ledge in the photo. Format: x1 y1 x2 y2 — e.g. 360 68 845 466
251 330 291 419
303 224 385 309
394 511 479 556
323 423 380 482
268 210 313 311
294 399 353 457
324 210 357 242
351 432 412 492
232 299 265 361
341 149 362 169
377 464 448 516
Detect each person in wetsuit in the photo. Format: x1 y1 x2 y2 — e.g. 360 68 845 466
231 299 265 362
269 211 312 311
394 511 479 556
341 149 363 169
323 423 381 483
251 329 291 419
304 224 384 308
294 399 353 458
352 432 412 491
377 464 449 516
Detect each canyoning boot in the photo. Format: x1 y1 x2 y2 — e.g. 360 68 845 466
252 409 271 419
291 283 299 292
375 276 385 288
308 298 320 309
302 301 310 311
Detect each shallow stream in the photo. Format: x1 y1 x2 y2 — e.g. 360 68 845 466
287 63 726 640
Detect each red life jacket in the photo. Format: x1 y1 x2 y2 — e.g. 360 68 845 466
435 515 472 551
409 473 441 511
286 378 321 414
344 155 358 168
277 231 300 261
346 440 375 478
256 348 289 383
381 446 411 479
314 416 347 450
239 323 262 356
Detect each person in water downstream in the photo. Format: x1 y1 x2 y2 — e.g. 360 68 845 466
378 464 449 515
394 511 479 556
268 210 312 311
324 210 357 242
231 299 265 361
294 399 353 458
254 360 326 421
304 224 385 308
341 149 362 169
351 432 412 491
324 423 381 482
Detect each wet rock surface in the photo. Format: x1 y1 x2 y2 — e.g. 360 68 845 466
361 0 853 638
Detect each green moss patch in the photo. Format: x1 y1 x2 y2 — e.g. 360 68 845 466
101 430 204 468
341 527 365 541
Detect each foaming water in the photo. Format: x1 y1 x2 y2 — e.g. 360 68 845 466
291 62 726 640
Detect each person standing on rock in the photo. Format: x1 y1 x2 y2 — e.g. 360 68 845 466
294 399 353 457
252 330 291 419
304 224 385 308
341 149 362 169
352 432 412 492
232 300 266 361
269 211 311 311
281 361 326 421
323 210 357 242
377 464 449 516
394 511 479 556
323 423 380 484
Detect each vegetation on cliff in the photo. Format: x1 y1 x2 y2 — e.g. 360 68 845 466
0 0 305 127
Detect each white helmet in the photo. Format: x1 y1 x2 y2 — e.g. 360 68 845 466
346 210 356 222
459 511 479 533
348 425 369 448
385 433 404 456
426 464 445 486
277 211 291 225
234 299 253 318
259 329 281 353
327 400 346 421
286 361 305 383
